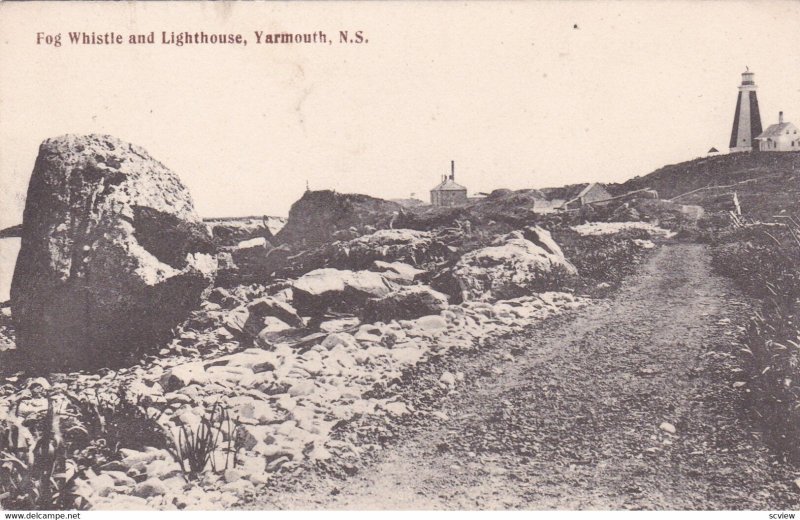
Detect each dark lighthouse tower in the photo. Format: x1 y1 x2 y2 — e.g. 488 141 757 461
729 68 763 152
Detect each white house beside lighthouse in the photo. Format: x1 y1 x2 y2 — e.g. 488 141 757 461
755 112 800 152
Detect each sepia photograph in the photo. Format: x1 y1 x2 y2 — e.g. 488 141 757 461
0 0 799 514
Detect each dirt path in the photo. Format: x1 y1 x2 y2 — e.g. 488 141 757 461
256 243 800 510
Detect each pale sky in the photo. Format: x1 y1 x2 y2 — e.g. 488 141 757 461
1 1 799 227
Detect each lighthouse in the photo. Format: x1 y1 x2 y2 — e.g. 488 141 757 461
729 68 763 153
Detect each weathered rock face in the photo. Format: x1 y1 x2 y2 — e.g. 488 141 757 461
205 216 286 248
363 285 449 322
254 228 452 283
452 226 577 301
11 135 216 369
337 229 452 270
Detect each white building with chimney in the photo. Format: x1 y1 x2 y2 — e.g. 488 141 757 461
430 161 468 207
755 112 800 152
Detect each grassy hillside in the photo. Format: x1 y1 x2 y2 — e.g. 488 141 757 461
608 152 800 220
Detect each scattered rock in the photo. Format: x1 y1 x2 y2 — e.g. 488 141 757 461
238 237 267 249
383 401 410 416
289 380 316 397
440 371 456 387
354 324 383 343
229 396 277 423
86 473 117 497
94 495 149 509
223 306 250 334
321 332 360 351
144 459 182 480
207 287 242 309
238 425 274 451
247 297 304 328
224 468 244 484
206 365 255 384
104 470 136 488
307 443 332 461
211 349 279 373
16 398 49 419
413 315 448 334
391 345 425 365
23 377 51 392
133 477 168 498
160 362 207 391
659 422 677 434
319 317 361 333
322 228 449 271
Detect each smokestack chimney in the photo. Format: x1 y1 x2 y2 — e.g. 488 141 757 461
450 160 455 181
780 111 784 124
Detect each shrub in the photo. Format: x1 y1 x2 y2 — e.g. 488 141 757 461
712 221 800 460
65 387 170 466
0 384 174 510
0 401 89 510
165 402 240 478
556 230 648 289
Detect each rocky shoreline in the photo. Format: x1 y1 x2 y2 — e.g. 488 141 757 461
0 134 682 510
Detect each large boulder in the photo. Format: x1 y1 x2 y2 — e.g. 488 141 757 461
291 268 394 317
274 190 401 248
452 226 576 301
363 285 449 322
11 134 216 369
